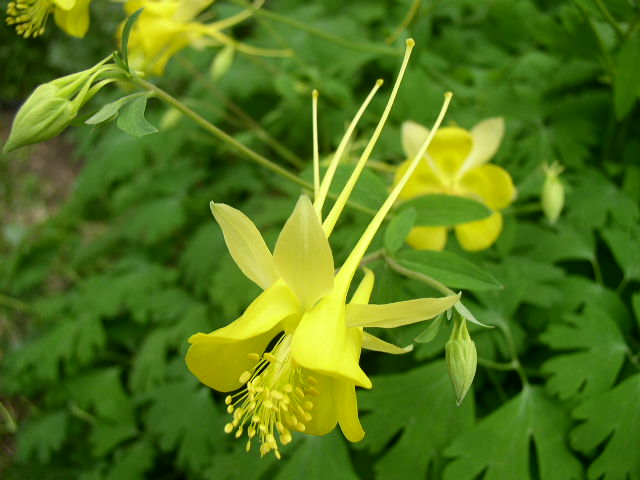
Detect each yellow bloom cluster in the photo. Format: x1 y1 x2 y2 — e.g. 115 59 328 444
6 0 91 38
186 40 461 458
122 0 291 75
395 118 516 251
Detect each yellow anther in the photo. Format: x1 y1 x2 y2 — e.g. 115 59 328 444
287 414 298 426
271 391 284 401
227 405 234 414
306 376 319 386
281 432 292 445
264 399 274 410
267 434 276 445
375 78 384 87
303 412 312 422
225 395 233 405
259 424 267 433
247 352 260 361
283 384 293 393
406 38 415 47
304 400 314 410
275 450 282 460
248 427 256 438
224 423 234 434
296 405 306 416
235 427 244 438
260 443 270 456
296 423 306 432
252 415 260 424
263 352 277 363
295 387 305 399
307 387 320 396
276 421 285 433
246 440 252 452
239 371 252 384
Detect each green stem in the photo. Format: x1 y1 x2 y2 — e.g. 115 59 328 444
233 0 402 57
591 258 604 285
360 249 384 268
594 0 625 40
0 292 31 313
494 319 529 387
133 77 309 189
385 0 422 44
0 401 17 433
477 357 518 371
384 254 455 296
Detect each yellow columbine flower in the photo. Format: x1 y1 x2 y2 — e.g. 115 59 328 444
186 40 460 458
6 0 91 38
395 118 516 251
122 0 291 75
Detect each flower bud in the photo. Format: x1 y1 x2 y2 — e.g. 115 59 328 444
445 317 477 405
3 85 75 153
541 162 565 225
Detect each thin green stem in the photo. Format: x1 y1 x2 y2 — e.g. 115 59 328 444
360 249 384 268
0 292 31 313
0 401 17 433
384 254 455 296
494 319 529 387
594 0 625 40
625 10 640 39
133 77 309 189
233 0 402 57
591 258 604 285
386 0 422 44
477 357 518 371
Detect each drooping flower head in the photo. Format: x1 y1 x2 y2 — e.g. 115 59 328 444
6 0 91 38
122 0 291 75
186 39 460 458
395 118 516 251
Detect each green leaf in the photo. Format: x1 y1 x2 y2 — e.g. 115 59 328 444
602 225 640 283
399 194 492 227
614 31 640 119
117 198 185 244
633 292 640 331
358 361 474 480
142 378 222 471
384 208 416 254
444 386 583 480
116 97 158 137
415 312 446 343
541 305 627 400
571 373 640 480
120 8 144 67
85 93 149 125
275 432 358 480
395 250 503 291
105 441 155 480
17 410 68 463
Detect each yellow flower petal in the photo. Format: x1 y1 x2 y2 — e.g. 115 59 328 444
301 372 338 436
395 159 446 200
334 379 364 442
200 280 299 342
210 202 279 290
349 268 374 305
292 295 372 389
345 294 460 328
454 211 503 251
53 0 76 10
401 120 430 159
463 117 505 170
427 126 472 182
361 331 413 354
186 328 277 392
54 0 90 38
273 195 334 310
457 164 515 210
405 225 448 250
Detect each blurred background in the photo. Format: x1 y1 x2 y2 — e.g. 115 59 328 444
1 0 639 479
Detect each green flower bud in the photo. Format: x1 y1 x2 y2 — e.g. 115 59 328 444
3 85 75 153
445 317 477 405
541 162 565 225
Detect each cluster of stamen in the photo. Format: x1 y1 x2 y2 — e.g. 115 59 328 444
223 335 318 459
6 0 54 38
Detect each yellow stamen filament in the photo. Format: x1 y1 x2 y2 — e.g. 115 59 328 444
322 39 416 237
314 79 384 217
223 335 317 459
6 0 53 38
312 89 320 200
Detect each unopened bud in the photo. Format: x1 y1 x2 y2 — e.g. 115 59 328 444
541 162 565 225
3 85 75 153
445 317 477 405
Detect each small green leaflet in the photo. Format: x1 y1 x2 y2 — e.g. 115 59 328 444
415 311 446 343
358 361 474 480
384 207 416 254
541 304 627 400
602 225 640 284
613 30 640 119
85 93 151 126
105 440 155 480
398 194 492 226
120 8 144 67
395 249 503 291
116 97 158 137
571 373 640 480
16 410 68 463
275 431 359 480
444 386 583 480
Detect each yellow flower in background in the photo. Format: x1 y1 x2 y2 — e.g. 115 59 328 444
186 40 460 458
6 0 91 38
394 118 516 251
123 0 292 75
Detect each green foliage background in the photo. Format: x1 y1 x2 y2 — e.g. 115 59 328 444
1 0 640 479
